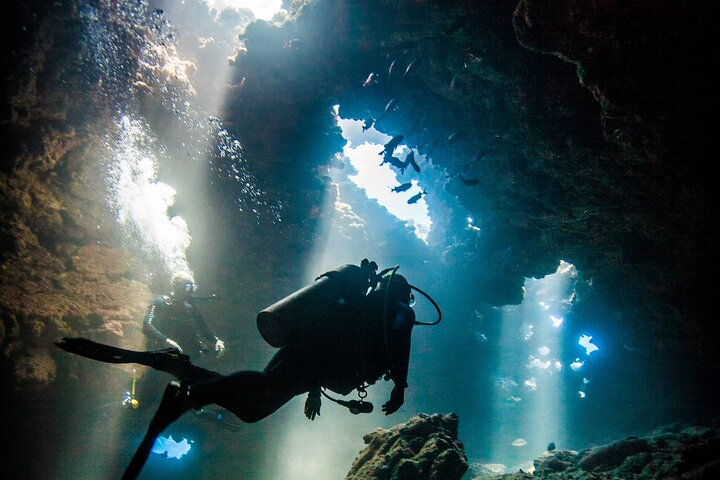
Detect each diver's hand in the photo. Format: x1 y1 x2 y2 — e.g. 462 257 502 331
382 386 405 415
166 338 183 353
304 390 321 421
214 339 226 358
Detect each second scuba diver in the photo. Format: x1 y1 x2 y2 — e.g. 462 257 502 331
142 271 226 359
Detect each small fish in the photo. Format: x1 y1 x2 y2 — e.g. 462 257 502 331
403 60 418 77
380 154 407 172
446 130 466 145
283 38 303 48
388 60 396 77
382 97 399 116
391 182 412 193
362 117 375 132
404 150 420 173
362 72 378 88
511 438 528 447
547 442 556 452
407 190 427 204
379 135 404 156
458 174 479 186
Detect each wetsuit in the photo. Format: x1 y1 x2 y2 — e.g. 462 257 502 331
143 295 220 357
188 296 414 422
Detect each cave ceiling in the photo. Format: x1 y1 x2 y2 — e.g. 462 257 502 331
1 0 718 396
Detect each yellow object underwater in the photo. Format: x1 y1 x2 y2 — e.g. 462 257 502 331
123 368 140 409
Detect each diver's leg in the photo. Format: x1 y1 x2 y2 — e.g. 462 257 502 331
119 346 318 478
55 337 219 383
121 381 193 480
187 345 318 423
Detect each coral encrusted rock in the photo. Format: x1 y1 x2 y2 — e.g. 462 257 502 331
346 413 468 480
470 424 720 479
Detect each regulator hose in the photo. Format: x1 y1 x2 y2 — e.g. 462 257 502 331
320 388 373 414
380 265 443 327
409 284 442 326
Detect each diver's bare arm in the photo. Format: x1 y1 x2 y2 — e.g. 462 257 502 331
382 303 414 414
388 303 414 388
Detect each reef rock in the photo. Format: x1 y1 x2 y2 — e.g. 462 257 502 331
346 413 468 480
469 425 720 479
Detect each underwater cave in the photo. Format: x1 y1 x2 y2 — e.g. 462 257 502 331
1 0 719 479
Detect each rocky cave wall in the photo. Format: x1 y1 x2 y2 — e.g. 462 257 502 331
1 2 156 390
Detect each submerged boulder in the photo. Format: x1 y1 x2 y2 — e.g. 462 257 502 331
468 424 720 479
346 413 468 480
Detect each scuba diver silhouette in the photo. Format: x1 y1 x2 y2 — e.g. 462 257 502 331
56 259 441 480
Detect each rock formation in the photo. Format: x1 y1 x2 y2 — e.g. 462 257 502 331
347 413 468 480
469 424 720 479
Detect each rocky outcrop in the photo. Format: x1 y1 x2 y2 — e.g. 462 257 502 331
347 413 469 480
0 1 193 388
469 425 720 479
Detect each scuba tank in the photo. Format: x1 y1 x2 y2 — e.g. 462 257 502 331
257 263 373 348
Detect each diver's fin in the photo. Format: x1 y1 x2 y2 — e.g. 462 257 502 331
121 381 193 480
56 337 220 383
55 337 196 377
56 337 187 364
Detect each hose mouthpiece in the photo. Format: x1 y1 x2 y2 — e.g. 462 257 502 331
337 399 374 414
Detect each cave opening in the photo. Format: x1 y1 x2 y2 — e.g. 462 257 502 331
334 107 433 243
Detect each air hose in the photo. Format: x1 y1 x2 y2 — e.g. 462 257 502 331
409 284 442 326
381 265 442 328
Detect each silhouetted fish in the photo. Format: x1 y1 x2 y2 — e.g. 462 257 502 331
458 174 479 186
547 442 556 452
407 190 427 204
405 150 420 173
379 135 404 156
391 182 412 193
380 153 407 172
